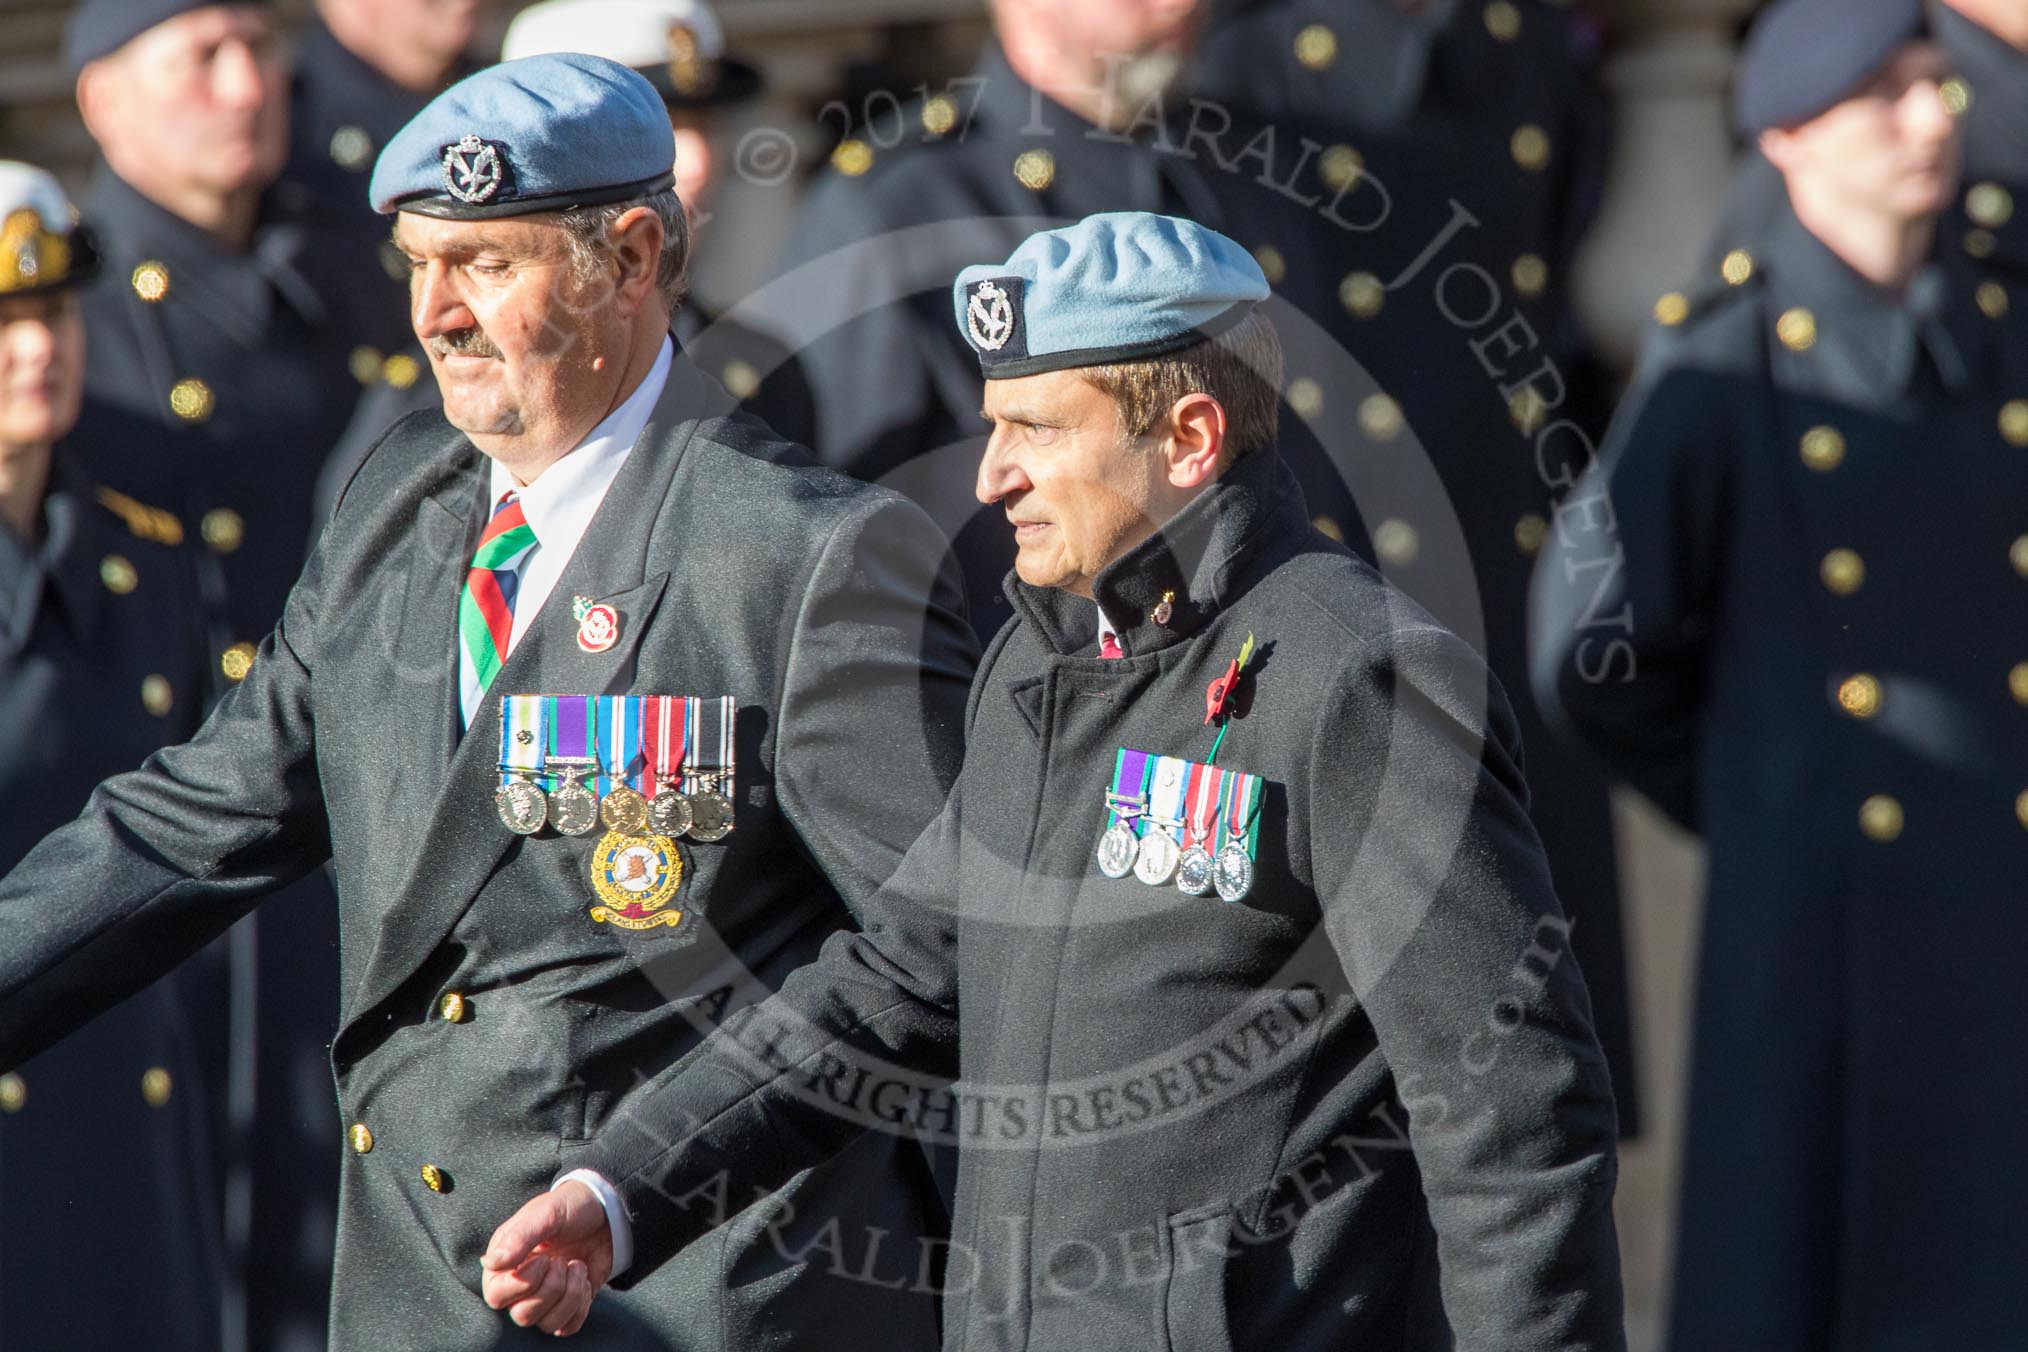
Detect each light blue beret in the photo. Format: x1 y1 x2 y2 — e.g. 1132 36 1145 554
952 213 1269 379
370 53 675 219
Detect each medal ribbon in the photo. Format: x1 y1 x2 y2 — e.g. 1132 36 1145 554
545 695 596 789
641 695 689 800
1182 760 1223 849
1148 756 1190 845
1105 748 1154 833
497 694 546 788
595 696 642 797
684 696 735 795
1216 769 1264 857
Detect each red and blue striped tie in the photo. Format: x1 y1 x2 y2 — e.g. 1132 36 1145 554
458 491 538 704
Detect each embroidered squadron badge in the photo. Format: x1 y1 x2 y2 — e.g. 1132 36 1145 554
588 830 686 931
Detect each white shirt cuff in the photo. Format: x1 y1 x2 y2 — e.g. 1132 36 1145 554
554 1168 633 1278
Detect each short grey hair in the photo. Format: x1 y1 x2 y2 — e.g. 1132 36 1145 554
558 188 689 312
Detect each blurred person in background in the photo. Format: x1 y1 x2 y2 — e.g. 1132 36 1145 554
1181 0 1639 1136
65 2 362 1346
280 0 496 357
0 160 220 1352
1532 0 2028 1344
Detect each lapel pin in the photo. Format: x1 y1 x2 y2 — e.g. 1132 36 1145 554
1150 590 1176 626
577 602 620 653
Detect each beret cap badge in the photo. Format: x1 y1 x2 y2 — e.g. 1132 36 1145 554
441 134 505 205
967 280 1015 352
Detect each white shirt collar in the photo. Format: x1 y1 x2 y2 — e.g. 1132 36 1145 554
1096 602 1119 649
486 335 673 544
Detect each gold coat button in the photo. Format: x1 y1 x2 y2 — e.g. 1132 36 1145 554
1776 308 1817 352
1967 228 1998 259
140 674 173 718
350 1123 375 1155
1358 393 1404 441
1510 386 1548 435
201 507 245 554
1978 281 2010 319
1312 514 1344 543
131 261 170 302
100 554 138 595
1318 144 1362 193
421 1164 448 1193
0 1073 23 1113
831 138 874 177
2008 662 2028 706
1820 548 1865 595
1859 795 1904 842
1293 23 1338 70
169 378 214 423
2017 790 2028 831
1012 148 1056 191
1340 270 1384 317
440 991 468 1023
221 642 257 683
921 96 957 137
2010 535 2028 578
1510 124 1551 171
1287 377 1323 419
1941 75 1973 116
1253 246 1286 286
1968 181 2014 228
1799 425 1846 471
1511 254 1548 298
348 346 383 386
1836 674 1882 719
2000 401 2028 446
721 359 760 400
1514 513 1549 557
1721 249 1755 286
383 354 421 389
1654 292 1689 326
1373 518 1420 567
141 1067 173 1107
329 126 374 171
1484 1 1522 41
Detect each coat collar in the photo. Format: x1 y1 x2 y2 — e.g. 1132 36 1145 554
0 455 101 657
1008 444 1311 660
1936 2 2028 188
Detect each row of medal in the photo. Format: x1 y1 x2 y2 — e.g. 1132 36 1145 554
1094 747 1263 902
494 694 737 843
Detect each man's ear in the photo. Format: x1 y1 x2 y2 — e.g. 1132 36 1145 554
76 61 117 146
1758 126 1799 175
603 206 667 316
1165 392 1227 488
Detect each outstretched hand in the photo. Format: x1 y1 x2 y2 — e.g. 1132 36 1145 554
481 1181 614 1336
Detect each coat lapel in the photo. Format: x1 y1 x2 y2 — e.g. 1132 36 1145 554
343 361 703 1029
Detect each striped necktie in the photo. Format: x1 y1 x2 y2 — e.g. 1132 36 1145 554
458 490 538 709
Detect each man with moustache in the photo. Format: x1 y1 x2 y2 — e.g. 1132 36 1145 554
771 0 1357 639
0 161 221 1352
484 212 1625 1350
0 54 974 1350
1532 0 2028 1343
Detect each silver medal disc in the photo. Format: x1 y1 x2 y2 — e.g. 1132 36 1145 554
1134 828 1181 886
495 779 547 835
599 784 651 836
1095 823 1139 878
549 781 599 837
1175 845 1215 896
687 788 734 842
648 788 694 839
1212 842 1254 902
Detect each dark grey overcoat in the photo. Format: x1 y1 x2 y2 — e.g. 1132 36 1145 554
580 446 1625 1350
0 350 978 1352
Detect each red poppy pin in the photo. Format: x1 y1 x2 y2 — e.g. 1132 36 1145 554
1204 632 1256 725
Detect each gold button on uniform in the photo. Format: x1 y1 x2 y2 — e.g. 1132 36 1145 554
383 354 421 389
1286 377 1323 419
100 554 138 595
1859 794 1904 842
201 507 245 553
140 674 173 718
1484 1 1522 41
1514 513 1548 557
421 1164 448 1193
141 1067 173 1107
0 1073 23 1113
221 642 257 684
1012 148 1056 191
1510 125 1551 171
1776 308 1817 352
1318 144 1362 193
349 345 383 386
2017 790 2028 831
1978 281 2010 319
1293 23 1338 70
169 378 214 423
440 991 468 1023
1799 425 1846 471
330 126 374 171
1821 548 1865 595
721 359 760 401
2000 400 2028 446
1654 292 1689 327
1966 229 1998 259
350 1123 375 1155
1941 75 1973 116
1373 519 1420 567
1339 270 1384 318
1721 249 1755 286
1968 181 2014 228
2011 535 2028 578
1311 513 1344 543
1836 674 1882 719
921 96 957 137
131 261 170 302
831 138 873 177
1253 246 1286 286
1509 386 1548 435
2009 662 2028 706
1358 393 1404 441
1511 254 1548 298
